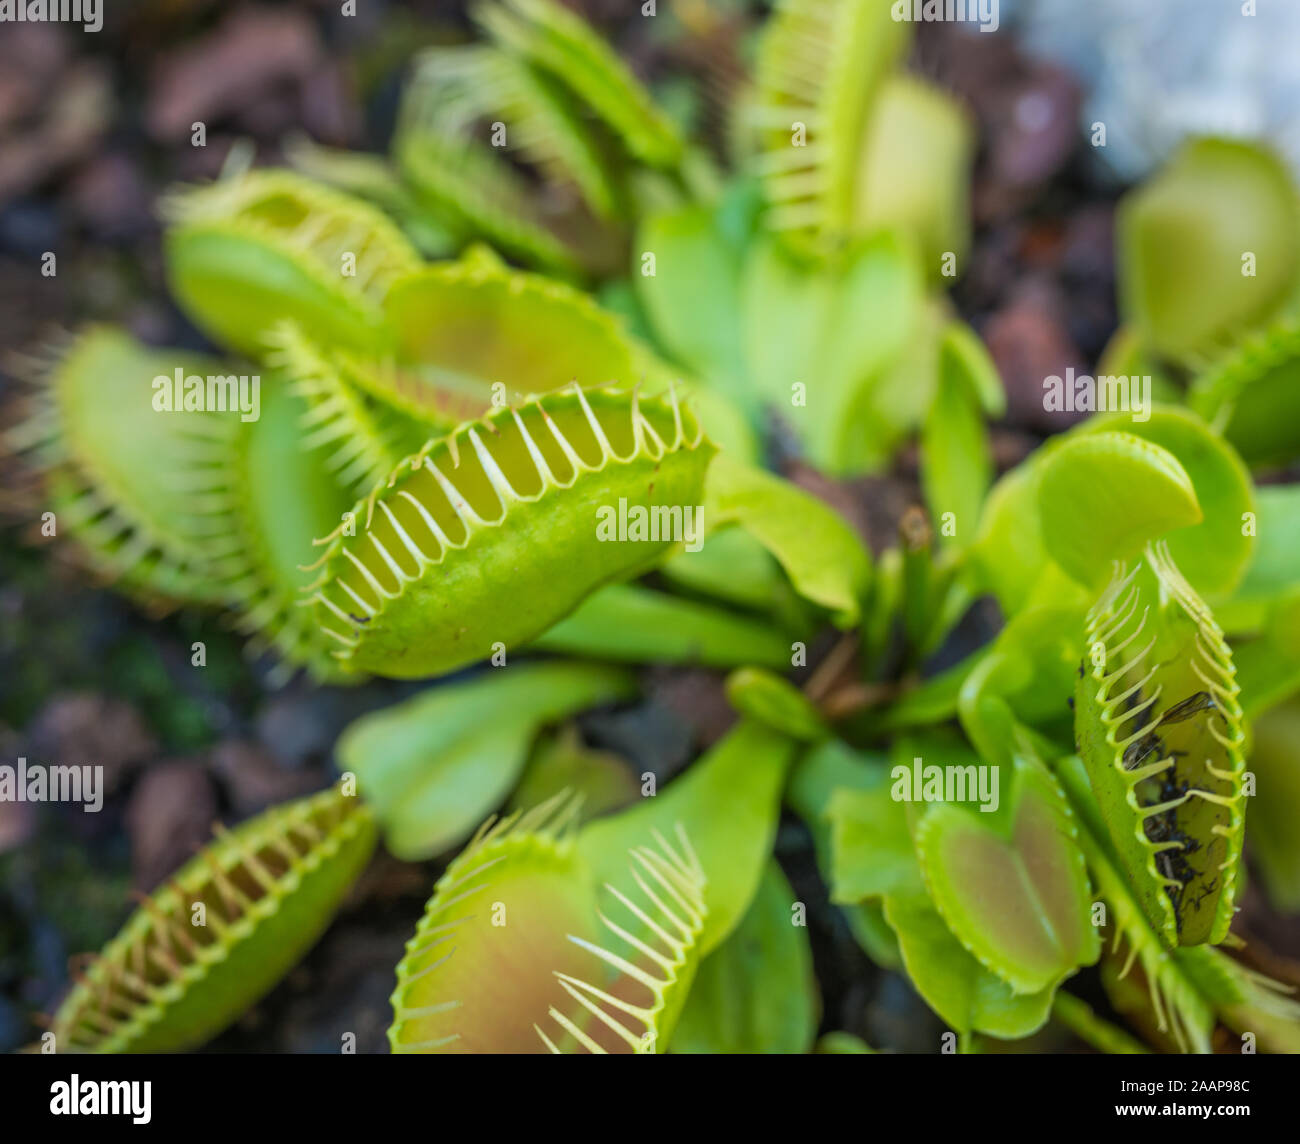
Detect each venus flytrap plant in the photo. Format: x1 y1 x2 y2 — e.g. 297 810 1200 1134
1117 137 1300 368
473 0 684 172
274 252 646 491
1189 318 1300 471
748 0 909 253
390 0 687 278
815 751 1065 1042
1075 543 1247 948
406 44 626 223
49 783 375 1053
387 792 706 1054
13 0 1300 1060
282 134 461 259
304 385 715 678
162 168 422 357
6 327 239 609
536 829 707 1055
267 321 433 495
200 377 362 684
395 126 584 275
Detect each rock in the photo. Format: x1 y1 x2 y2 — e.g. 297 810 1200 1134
25 693 157 795
987 64 1082 194
579 699 696 782
0 61 112 207
255 687 341 770
64 153 155 242
209 739 320 816
644 667 735 749
147 7 323 143
124 761 217 893
983 280 1088 433
0 24 69 134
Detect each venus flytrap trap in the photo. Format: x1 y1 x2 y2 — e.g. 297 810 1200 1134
274 252 646 492
6 327 239 609
1189 318 1300 471
162 169 422 357
49 784 375 1053
473 0 684 172
305 385 715 678
201 378 362 684
749 0 909 253
407 44 626 223
1116 137 1300 368
389 0 687 278
387 792 706 1054
1075 543 1247 948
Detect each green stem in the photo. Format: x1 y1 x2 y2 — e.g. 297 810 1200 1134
1052 991 1150 1054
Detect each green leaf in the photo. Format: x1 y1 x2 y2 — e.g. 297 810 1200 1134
957 604 1085 739
921 322 1001 547
968 460 1052 614
1036 431 1202 588
1244 699 1300 911
851 74 973 278
725 667 827 741
1227 484 1300 625
509 724 640 823
1117 137 1300 362
878 648 993 733
741 230 924 473
815 1032 875 1053
529 582 792 669
634 204 748 404
828 783 924 903
1190 319 1300 470
672 861 819 1053
786 742 903 968
881 891 1056 1039
659 527 795 616
1080 405 1256 598
786 739 888 867
336 661 635 859
705 453 871 626
913 755 1100 995
1232 593 1300 720
578 719 797 955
